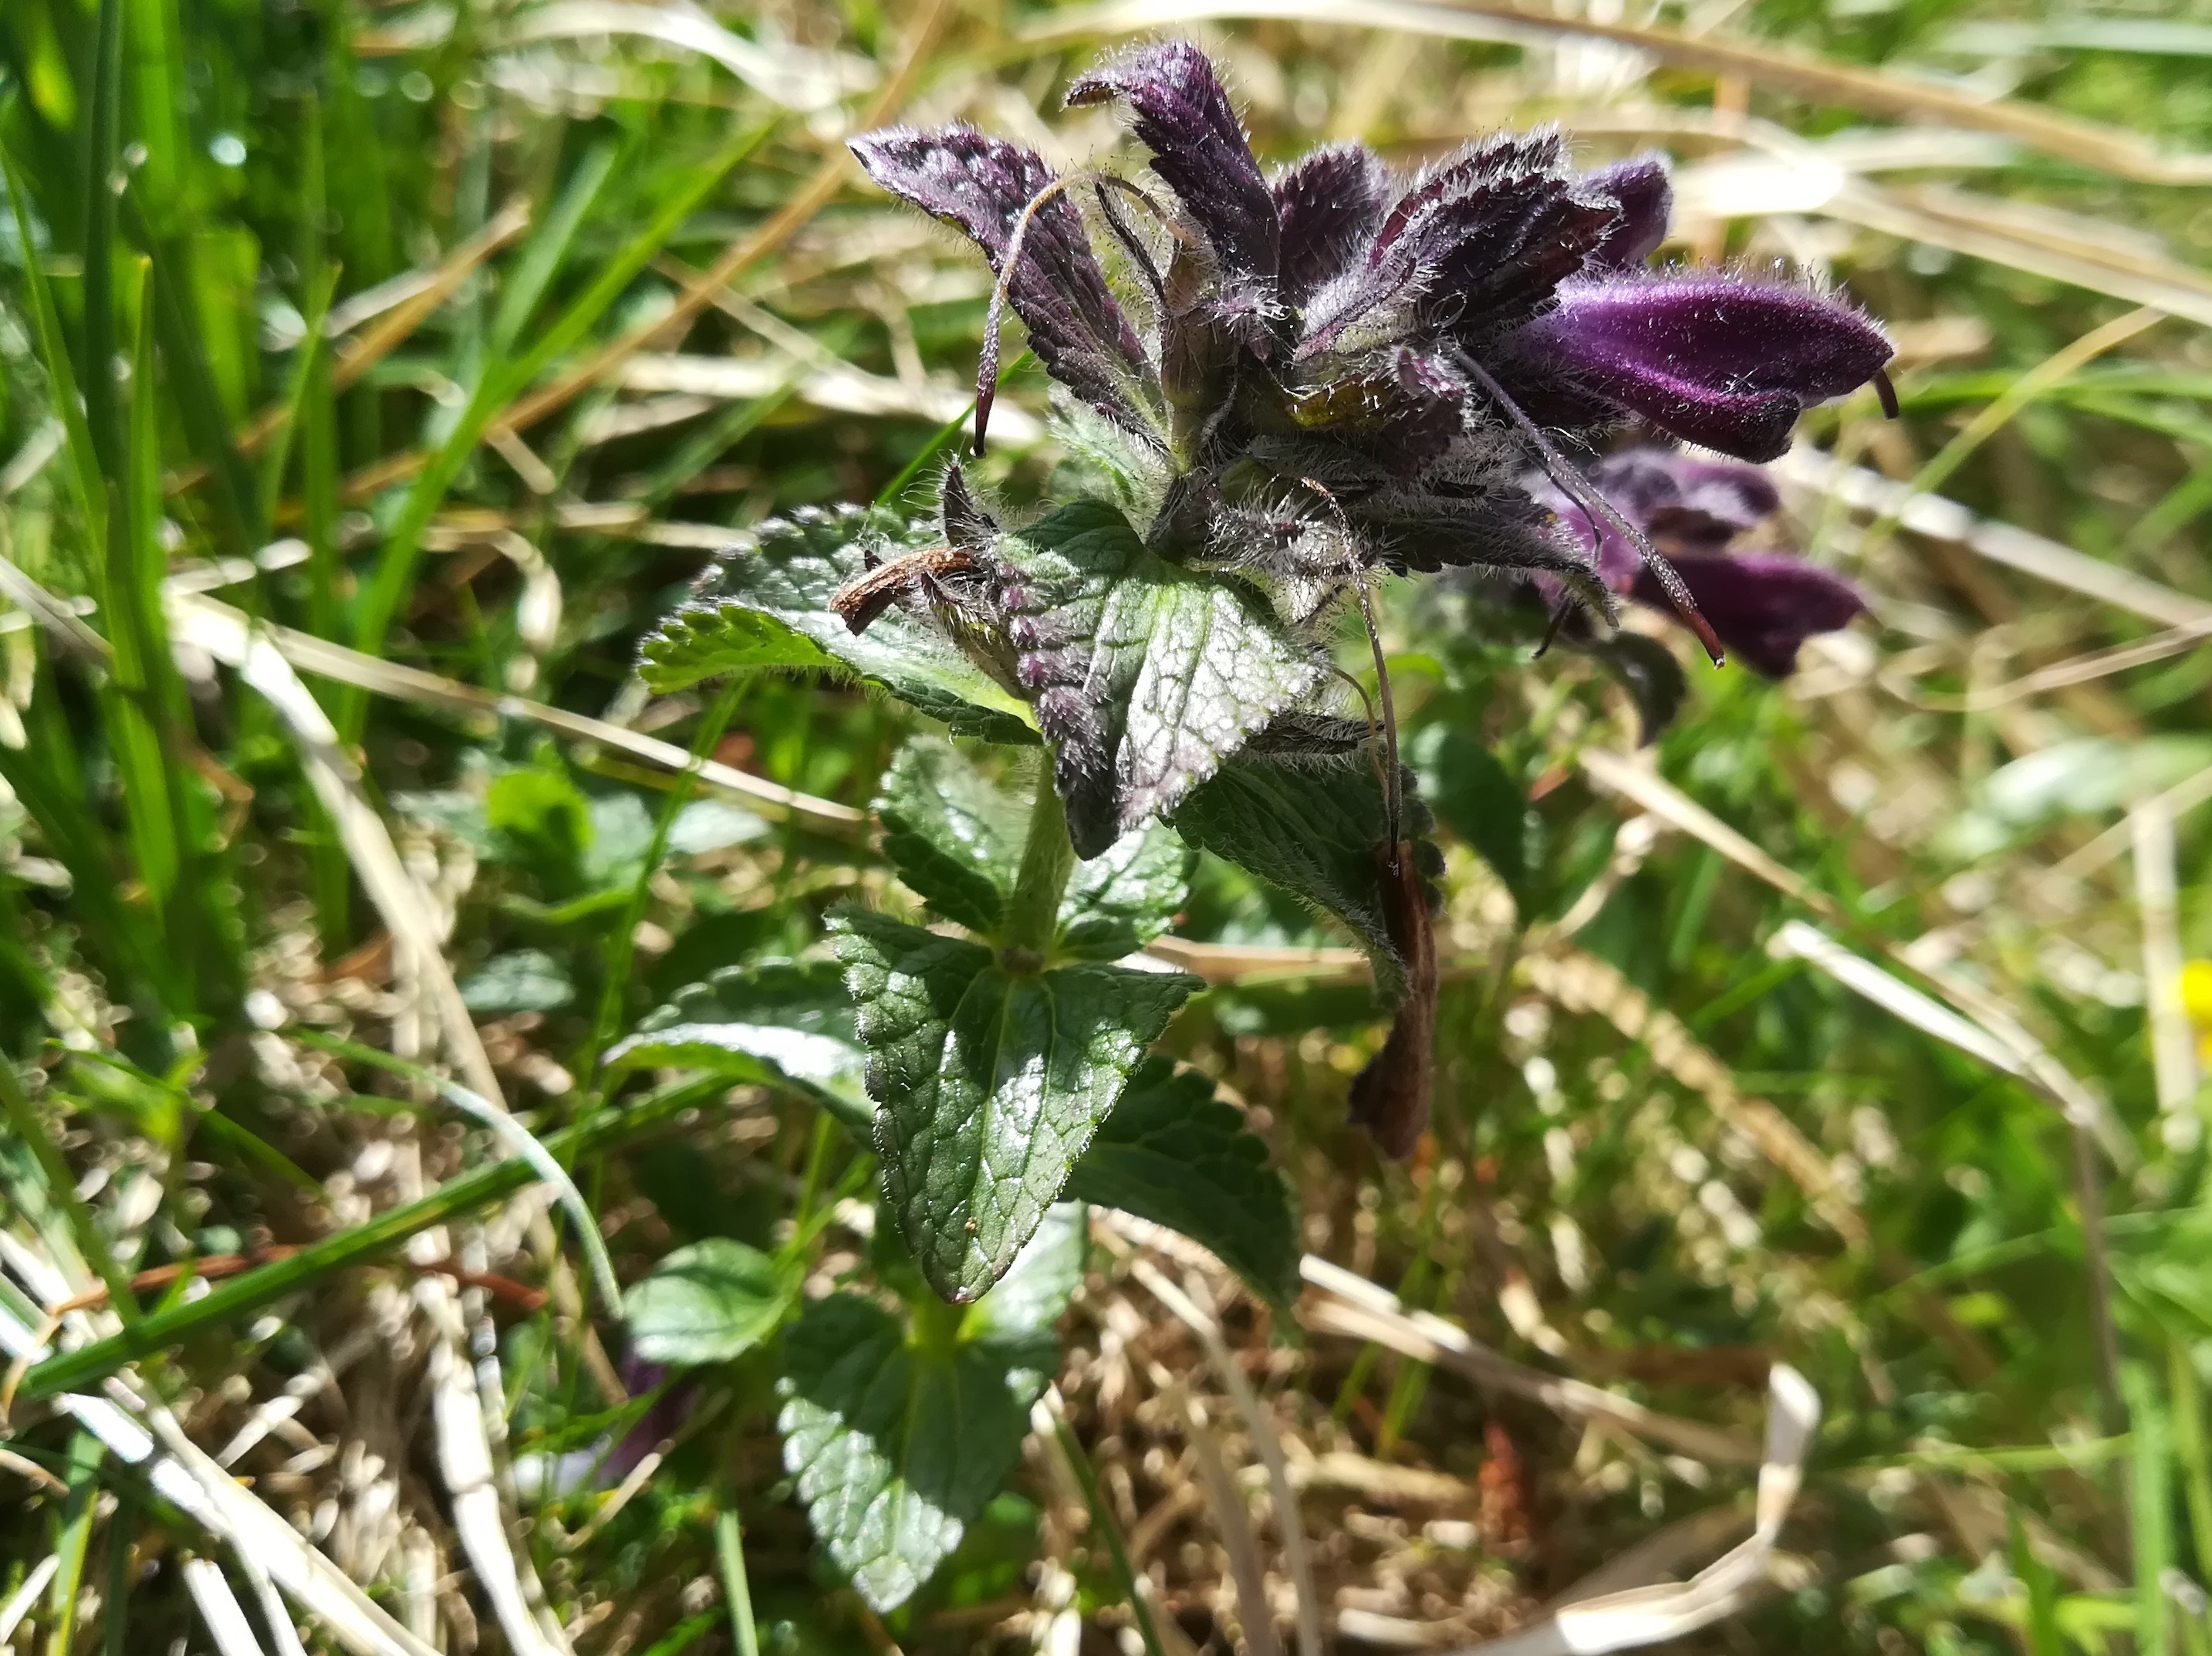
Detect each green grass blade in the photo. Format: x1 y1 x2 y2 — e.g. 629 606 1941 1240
2171 1340 2212 1590
45 1429 106 1656
0 1057 139 1315
258 265 337 529
106 255 183 910
871 347 1032 511
2129 1360 2177 1656
714 1506 761 1656
2011 1509 2065 1656
79 0 124 477
343 117 774 739
126 195 264 549
100 1484 136 1656
123 0 186 215
0 690 184 1012
16 1075 721 1401
583 681 745 1086
1050 1411 1169 1656
2 140 109 553
488 137 622 363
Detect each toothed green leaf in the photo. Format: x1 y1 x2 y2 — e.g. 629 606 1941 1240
1069 1058 1298 1303
640 505 1037 744
626 1239 797 1367
875 736 1026 936
1057 823 1190 959
607 958 871 1132
998 501 1323 857
777 1205 1082 1610
831 907 1196 1301
1170 749 1439 1005
876 736 1190 955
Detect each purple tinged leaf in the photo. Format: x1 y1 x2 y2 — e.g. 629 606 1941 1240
1300 129 1612 355
1519 274 1893 461
1273 141 1390 304
1067 41 1280 280
1425 186 1619 337
1371 129 1565 261
1579 154 1672 269
848 126 1153 438
1629 552 1865 678
599 1357 698 1485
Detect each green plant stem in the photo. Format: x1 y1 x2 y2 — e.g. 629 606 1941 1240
1001 767 1074 959
872 347 1032 511
2173 1337 2212 1590
1051 1411 1167 1656
714 1506 760 1656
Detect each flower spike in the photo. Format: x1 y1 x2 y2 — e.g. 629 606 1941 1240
1532 448 1867 677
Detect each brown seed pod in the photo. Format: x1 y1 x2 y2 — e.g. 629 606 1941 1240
1346 840 1437 1159
828 546 984 634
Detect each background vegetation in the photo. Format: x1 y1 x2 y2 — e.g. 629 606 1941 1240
4 0 2212 1651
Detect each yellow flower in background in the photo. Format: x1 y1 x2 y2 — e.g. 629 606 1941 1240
2185 960 2212 1064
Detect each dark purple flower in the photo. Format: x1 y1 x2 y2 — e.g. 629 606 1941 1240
1578 156 1673 271
846 40 1891 674
1535 448 1865 677
1506 275 1893 462
1271 141 1391 306
598 1357 702 1484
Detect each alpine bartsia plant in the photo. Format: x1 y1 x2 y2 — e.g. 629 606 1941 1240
642 41 1888 1330
628 38 1893 1616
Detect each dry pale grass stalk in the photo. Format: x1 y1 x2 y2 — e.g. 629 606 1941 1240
1776 447 2212 629
500 2 873 112
1518 948 1868 1247
1170 1386 1286 1656
615 351 1045 443
174 591 863 828
184 1556 275 1656
1579 745 2132 1164
1439 1367 1820 1656
1026 0 2212 179
1298 1257 1765 1465
0 1555 59 1644
424 1283 574 1656
2131 797 2199 1145
1126 1252 1323 1656
175 198 535 491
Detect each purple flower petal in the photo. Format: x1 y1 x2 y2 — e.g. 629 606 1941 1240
1533 446 1784 586
599 1357 699 1485
849 126 1153 433
1588 448 1778 546
1273 141 1390 306
1629 552 1864 678
1579 155 1671 270
1068 42 1280 280
1518 275 1893 461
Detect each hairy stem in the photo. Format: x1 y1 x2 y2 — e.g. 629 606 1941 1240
1001 766 1075 961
